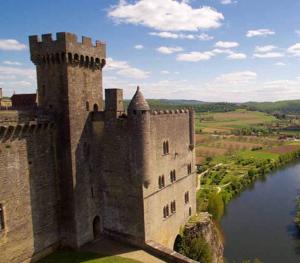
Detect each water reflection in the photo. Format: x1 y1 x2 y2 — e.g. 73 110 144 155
221 162 300 263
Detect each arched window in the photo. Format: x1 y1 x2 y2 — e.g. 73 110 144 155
185 191 189 204
85 56 90 67
162 175 165 187
93 104 99 112
74 53 79 64
166 205 169 217
68 52 73 63
189 207 192 216
163 141 169 155
170 170 176 183
187 163 192 175
86 101 90 111
80 55 85 66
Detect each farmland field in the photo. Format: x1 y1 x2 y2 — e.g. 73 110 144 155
196 109 277 134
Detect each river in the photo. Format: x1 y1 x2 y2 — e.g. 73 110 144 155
221 162 300 263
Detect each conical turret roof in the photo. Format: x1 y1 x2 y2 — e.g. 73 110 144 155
128 86 150 111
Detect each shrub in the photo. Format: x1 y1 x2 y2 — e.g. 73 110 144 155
184 237 212 263
207 192 224 220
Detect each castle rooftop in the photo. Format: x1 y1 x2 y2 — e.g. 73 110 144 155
128 86 150 111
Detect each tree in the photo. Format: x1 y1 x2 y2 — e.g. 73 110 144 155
207 192 224 220
185 237 212 263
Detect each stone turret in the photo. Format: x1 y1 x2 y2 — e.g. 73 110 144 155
128 87 151 188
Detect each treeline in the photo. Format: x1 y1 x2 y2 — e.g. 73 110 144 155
124 99 300 115
198 150 300 221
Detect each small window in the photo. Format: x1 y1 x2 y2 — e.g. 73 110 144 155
93 104 99 112
166 205 169 217
0 204 4 231
171 201 176 213
185 192 189 204
163 141 169 155
86 101 90 111
187 163 192 175
170 170 176 183
158 175 165 189
189 207 192 216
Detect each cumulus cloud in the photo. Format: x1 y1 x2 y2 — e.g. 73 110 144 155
108 0 224 31
0 66 36 94
176 51 215 62
253 52 284 58
134 44 144 49
215 41 239 48
2 60 22 66
215 71 257 84
0 39 27 51
227 52 247 60
156 46 183 54
255 45 277 53
287 43 300 56
246 29 275 37
220 0 237 5
149 31 214 40
275 62 286 66
105 57 150 79
197 33 214 41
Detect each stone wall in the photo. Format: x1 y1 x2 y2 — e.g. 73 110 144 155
0 125 59 263
143 111 197 248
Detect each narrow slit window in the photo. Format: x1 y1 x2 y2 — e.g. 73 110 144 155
0 204 4 231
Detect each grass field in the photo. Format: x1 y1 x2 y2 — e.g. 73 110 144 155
37 251 141 263
195 110 284 164
196 109 277 134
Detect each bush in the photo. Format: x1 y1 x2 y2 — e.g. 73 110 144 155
207 192 224 220
184 237 212 263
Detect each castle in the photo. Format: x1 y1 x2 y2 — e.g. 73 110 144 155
0 32 196 263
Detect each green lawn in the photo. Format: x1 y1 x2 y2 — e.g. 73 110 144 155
237 150 279 160
37 251 141 263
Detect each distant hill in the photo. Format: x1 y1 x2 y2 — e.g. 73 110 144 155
124 99 300 115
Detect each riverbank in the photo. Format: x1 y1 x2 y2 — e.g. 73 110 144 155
295 197 300 229
197 145 300 220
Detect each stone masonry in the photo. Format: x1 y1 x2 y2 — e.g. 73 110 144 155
0 32 197 263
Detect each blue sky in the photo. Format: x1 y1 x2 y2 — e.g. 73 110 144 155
1 0 300 102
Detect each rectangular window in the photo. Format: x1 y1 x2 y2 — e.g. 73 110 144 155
163 141 169 155
0 204 4 231
187 163 192 175
185 192 189 204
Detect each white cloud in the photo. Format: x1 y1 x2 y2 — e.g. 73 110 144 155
246 29 275 37
2 60 22 66
215 41 239 48
287 43 300 56
156 46 183 54
0 39 27 51
160 70 170 74
275 62 286 66
176 51 215 62
220 0 237 5
149 31 213 40
108 0 224 31
105 57 150 79
255 45 277 53
253 52 284 58
134 44 144 49
149 32 179 39
215 71 257 84
0 66 36 95
295 30 300 36
227 52 247 60
197 33 214 41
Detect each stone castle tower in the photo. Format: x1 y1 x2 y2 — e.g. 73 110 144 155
0 32 196 263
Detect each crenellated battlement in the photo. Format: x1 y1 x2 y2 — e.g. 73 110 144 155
29 32 106 69
0 121 56 143
150 108 190 116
